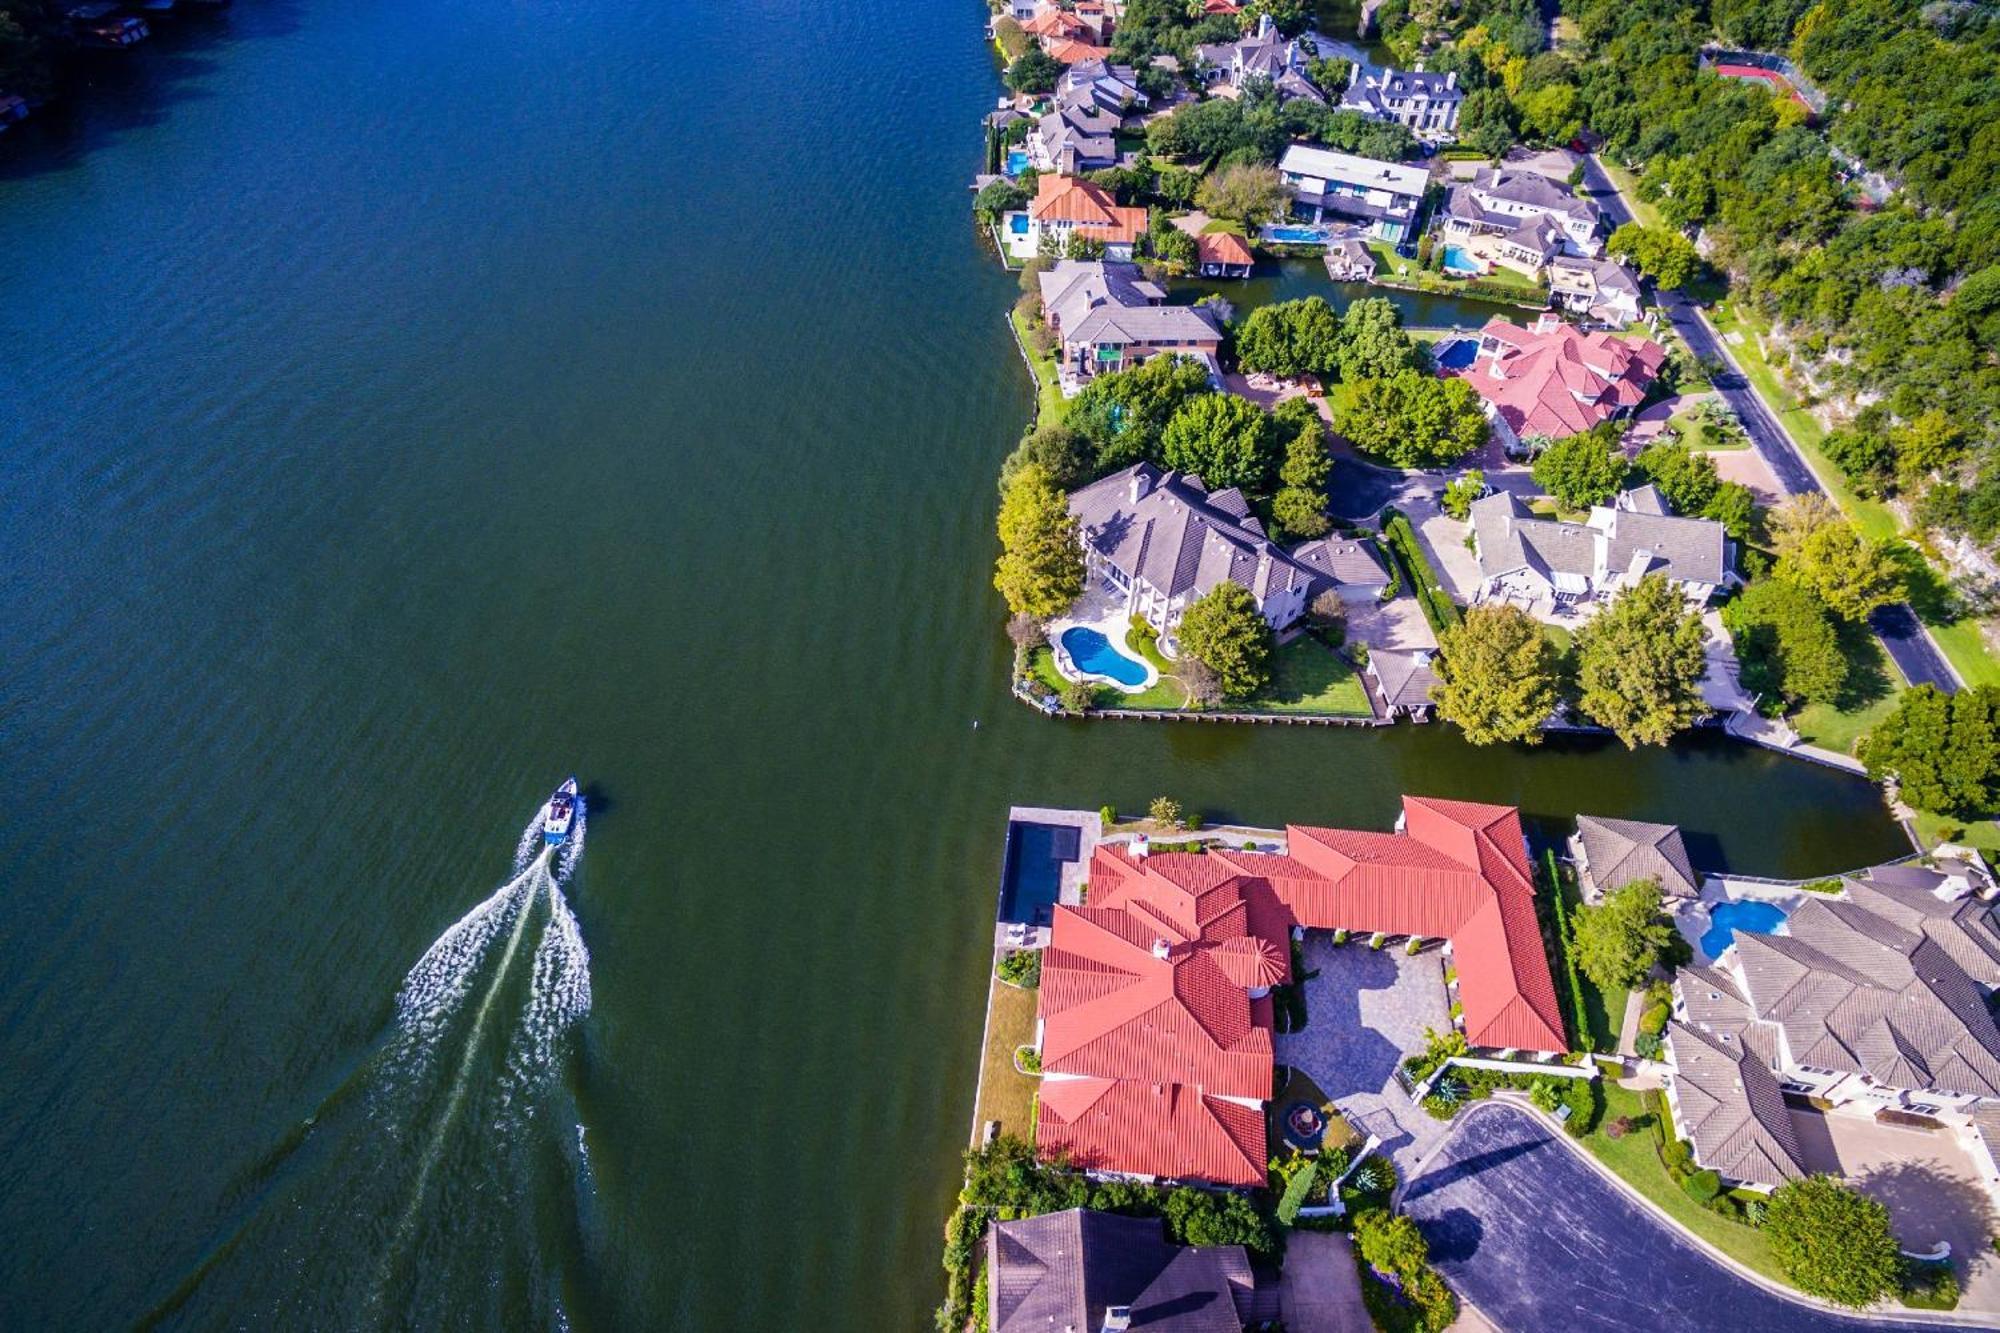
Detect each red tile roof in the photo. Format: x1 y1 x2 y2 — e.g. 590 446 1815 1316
1039 1077 1267 1186
1196 231 1254 268
1046 36 1114 63
1445 317 1666 442
1021 9 1088 38
1028 175 1148 243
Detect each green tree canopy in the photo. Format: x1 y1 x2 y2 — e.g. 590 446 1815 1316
1270 398 1333 540
999 422 1094 494
1720 579 1847 707
973 178 1028 224
1334 371 1490 469
1176 581 1272 700
1573 878 1676 992
1005 48 1064 95
1070 354 1214 468
1607 222 1702 289
1532 425 1630 510
1763 1176 1904 1309
1195 162 1290 229
1336 297 1422 382
1152 225 1198 273
1160 392 1278 490
1861 684 2000 818
1574 575 1710 747
994 463 1084 620
1234 296 1343 380
1772 510 1906 622
1432 604 1564 745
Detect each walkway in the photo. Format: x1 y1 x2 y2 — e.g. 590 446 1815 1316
1579 155 1958 694
1401 1101 1987 1332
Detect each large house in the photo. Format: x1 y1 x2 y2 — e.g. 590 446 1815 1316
1036 261 1224 387
1439 167 1604 277
1026 175 1149 260
986 1210 1277 1333
1445 314 1666 453
1033 102 1121 174
1067 461 1386 648
1195 15 1323 103
1277 144 1429 243
1339 64 1463 139
1468 486 1729 611
1668 860 2000 1189
1034 797 1567 1185
1058 58 1147 115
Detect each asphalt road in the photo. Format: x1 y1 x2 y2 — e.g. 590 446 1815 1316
1401 1103 1973 1333
1579 157 1958 692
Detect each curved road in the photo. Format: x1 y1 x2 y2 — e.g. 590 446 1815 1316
1400 1103 1976 1333
1578 157 1958 693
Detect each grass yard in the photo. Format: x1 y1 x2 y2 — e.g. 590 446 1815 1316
1666 406 1748 451
1008 304 1068 427
1789 619 1903 757
1243 635 1372 716
1200 217 1248 236
1029 639 1188 712
971 971 1041 1147
1541 622 1574 655
1580 1084 1787 1284
1911 811 2000 857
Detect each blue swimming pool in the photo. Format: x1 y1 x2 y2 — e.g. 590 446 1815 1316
1441 244 1482 275
1005 148 1029 175
1433 337 1477 371
1008 212 1029 235
998 820 1082 926
1061 625 1149 688
1700 899 1787 959
1266 225 1327 245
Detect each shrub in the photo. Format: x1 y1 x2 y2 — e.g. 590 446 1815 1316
1060 678 1099 713
1683 1169 1723 1203
1185 812 1205 832
1901 1261 1960 1311
1634 1032 1663 1060
1605 1115 1633 1140
1016 1045 1042 1074
1639 1004 1671 1037
1799 878 1844 894
1405 936 1423 955
1149 796 1185 828
1765 1175 1903 1308
1098 804 1117 826
996 950 1041 988
1369 932 1387 950
1661 1139 1694 1177
1332 928 1350 945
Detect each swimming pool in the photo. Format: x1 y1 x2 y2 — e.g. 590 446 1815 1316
1700 899 1787 959
1005 148 1029 175
1008 213 1029 236
1060 625 1149 688
1433 337 1477 371
1265 225 1327 245
997 819 1081 926
1441 244 1482 275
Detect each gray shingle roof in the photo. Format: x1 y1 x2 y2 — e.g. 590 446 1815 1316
988 1208 1265 1333
1469 492 1595 580
1665 1019 1808 1189
1468 166 1601 226
1369 648 1439 709
1038 261 1218 352
1575 814 1700 899
1600 506 1728 588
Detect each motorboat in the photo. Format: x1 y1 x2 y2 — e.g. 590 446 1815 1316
542 777 580 847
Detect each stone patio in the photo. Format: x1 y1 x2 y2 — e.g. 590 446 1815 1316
1275 933 1452 1170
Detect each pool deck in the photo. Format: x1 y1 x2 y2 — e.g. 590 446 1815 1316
991 806 1101 952
1047 592 1158 693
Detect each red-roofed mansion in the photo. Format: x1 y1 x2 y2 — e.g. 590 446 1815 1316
1030 796 1566 1187
1444 314 1666 456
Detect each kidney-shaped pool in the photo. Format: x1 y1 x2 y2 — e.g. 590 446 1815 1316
1060 625 1150 689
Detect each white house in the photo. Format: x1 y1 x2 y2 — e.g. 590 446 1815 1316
1276 144 1429 243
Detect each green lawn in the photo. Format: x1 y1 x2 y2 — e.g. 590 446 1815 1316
1580 1083 1786 1283
1789 618 1903 757
1666 406 1748 451
1030 638 1188 712
1008 304 1068 427
971 971 1041 1147
1242 635 1373 716
1912 810 2000 857
1201 218 1248 237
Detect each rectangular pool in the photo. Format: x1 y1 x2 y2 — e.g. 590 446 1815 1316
1005 148 1029 175
1433 337 1477 371
997 820 1081 926
1266 226 1327 245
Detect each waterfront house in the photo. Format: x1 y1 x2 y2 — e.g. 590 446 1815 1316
1569 814 1699 903
1026 175 1148 260
1067 461 1385 650
1444 314 1665 454
1467 487 1727 612
1058 58 1147 114
1036 261 1223 388
1033 102 1121 174
1547 254 1644 325
1338 64 1463 139
1366 648 1438 721
1668 862 2000 1188
1276 144 1428 244
986 1210 1276 1333
1195 16 1324 103
1195 231 1254 278
1439 167 1603 272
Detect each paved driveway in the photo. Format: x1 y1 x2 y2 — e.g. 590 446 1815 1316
1275 935 1449 1168
1401 1103 1971 1333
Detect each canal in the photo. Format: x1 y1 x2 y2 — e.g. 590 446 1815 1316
0 0 1904 1328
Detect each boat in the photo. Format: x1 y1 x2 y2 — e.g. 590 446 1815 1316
542 777 580 847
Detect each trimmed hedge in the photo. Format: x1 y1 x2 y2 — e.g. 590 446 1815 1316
1542 850 1589 1052
1380 510 1461 633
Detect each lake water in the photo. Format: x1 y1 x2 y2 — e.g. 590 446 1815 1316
0 0 1906 1327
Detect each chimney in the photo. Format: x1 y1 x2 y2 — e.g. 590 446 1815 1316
1151 938 1171 961
1256 12 1274 38
1446 70 1457 90
1102 1308 1133 1333
1129 468 1151 505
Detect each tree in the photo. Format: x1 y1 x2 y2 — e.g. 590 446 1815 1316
1160 393 1278 490
1336 297 1422 381
1176 581 1272 700
1005 48 1064 95
1271 399 1333 539
1195 163 1290 229
973 178 1027 224
1333 371 1490 469
1149 795 1185 828
999 422 1093 492
1152 225 1198 273
1633 440 1719 514
1775 517 1905 622
1354 1209 1431 1276
1234 296 1343 379
1441 472 1486 521
1573 575 1710 746
994 464 1084 620
1573 879 1676 992
1516 83 1582 143
1607 222 1702 289
1432 604 1565 745
1763 1176 1903 1309
1533 426 1630 510
1861 684 2000 817
1071 354 1213 468
1721 580 1847 707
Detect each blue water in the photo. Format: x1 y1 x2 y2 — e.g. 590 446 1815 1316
1434 338 1477 370
1008 212 1029 235
1005 148 1029 175
1267 226 1326 244
1062 626 1148 687
1441 245 1482 275
1700 899 1788 959
997 820 1081 926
